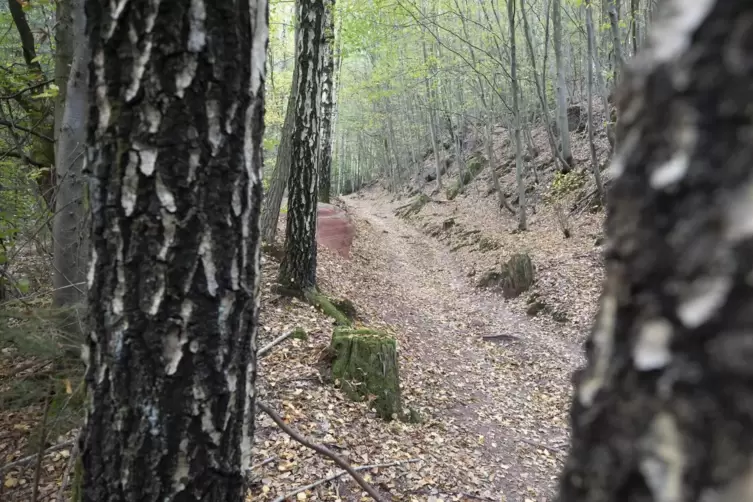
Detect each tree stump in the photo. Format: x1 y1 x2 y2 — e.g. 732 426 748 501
331 328 401 420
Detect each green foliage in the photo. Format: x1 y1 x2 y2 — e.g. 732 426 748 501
546 169 587 202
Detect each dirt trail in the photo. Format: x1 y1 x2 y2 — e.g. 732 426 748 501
338 192 585 501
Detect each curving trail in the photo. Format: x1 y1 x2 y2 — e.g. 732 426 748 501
332 192 586 501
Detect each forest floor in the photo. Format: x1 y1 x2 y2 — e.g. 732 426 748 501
0 188 592 501
250 187 588 502
1 115 609 500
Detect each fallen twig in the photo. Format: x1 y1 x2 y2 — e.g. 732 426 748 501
273 458 420 502
0 440 75 474
252 456 276 470
258 330 297 358
256 400 388 502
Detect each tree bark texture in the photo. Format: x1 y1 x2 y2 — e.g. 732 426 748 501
559 1 753 500
53 0 89 308
82 1 268 501
317 0 335 203
279 0 324 291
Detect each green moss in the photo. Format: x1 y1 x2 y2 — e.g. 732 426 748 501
305 289 351 326
291 327 308 340
331 327 401 420
331 298 357 321
396 194 431 218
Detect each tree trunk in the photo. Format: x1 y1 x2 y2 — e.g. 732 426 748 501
559 2 753 500
318 0 335 203
520 0 567 173
261 9 300 244
279 0 325 291
508 0 526 231
630 0 639 55
53 0 89 308
421 39 443 192
552 0 573 167
607 0 624 87
585 0 605 197
486 121 514 215
82 1 268 501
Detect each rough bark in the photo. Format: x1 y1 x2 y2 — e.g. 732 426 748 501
82 1 268 500
508 0 526 231
53 0 89 308
552 0 573 167
279 0 325 291
559 1 753 500
317 0 335 203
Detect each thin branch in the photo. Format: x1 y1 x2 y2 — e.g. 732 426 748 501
0 79 54 100
256 401 388 502
273 458 420 502
0 118 54 143
258 330 298 358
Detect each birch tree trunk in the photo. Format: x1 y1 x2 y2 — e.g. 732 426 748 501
552 0 573 167
317 0 335 203
53 0 88 308
82 1 268 501
279 0 325 291
559 1 753 500
508 0 526 231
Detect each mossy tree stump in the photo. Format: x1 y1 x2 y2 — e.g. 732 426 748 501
331 327 401 420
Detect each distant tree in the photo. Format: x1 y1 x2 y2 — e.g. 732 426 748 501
279 0 325 291
318 0 336 203
81 1 268 500
559 2 753 500
261 7 299 244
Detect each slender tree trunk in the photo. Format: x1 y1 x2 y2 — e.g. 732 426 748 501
82 1 268 501
585 0 605 198
53 0 89 308
560 2 753 500
607 0 624 87
279 0 325 291
520 0 567 173
261 9 300 244
486 120 514 215
552 0 573 167
317 0 335 203
420 15 443 191
630 0 639 55
508 0 526 231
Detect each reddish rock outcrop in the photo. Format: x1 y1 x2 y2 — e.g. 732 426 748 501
317 203 355 258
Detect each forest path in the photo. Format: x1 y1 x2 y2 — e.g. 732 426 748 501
336 192 585 501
